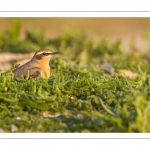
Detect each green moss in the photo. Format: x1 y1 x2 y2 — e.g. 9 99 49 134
1 20 150 132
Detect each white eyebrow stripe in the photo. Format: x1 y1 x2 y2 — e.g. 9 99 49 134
36 51 52 55
36 52 44 55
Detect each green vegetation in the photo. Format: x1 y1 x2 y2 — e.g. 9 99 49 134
1 21 150 132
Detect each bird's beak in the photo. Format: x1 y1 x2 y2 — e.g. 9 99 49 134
48 52 59 55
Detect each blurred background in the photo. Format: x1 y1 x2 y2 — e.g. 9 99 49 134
1 18 150 49
1 17 150 71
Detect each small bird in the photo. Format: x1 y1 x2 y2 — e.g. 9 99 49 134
13 49 59 79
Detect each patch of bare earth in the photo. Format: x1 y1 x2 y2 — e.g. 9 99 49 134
0 52 34 72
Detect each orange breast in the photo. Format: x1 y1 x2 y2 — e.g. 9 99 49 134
36 60 50 78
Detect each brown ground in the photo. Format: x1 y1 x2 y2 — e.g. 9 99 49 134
0 53 34 72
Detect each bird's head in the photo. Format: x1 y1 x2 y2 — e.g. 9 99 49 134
32 49 59 64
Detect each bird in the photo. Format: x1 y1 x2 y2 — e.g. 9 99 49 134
12 49 59 79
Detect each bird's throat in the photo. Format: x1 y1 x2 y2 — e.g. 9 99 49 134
36 60 50 77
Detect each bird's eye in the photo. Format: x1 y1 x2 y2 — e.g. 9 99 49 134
42 52 46 55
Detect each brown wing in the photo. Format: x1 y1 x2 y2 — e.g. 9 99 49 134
13 67 41 79
29 68 41 79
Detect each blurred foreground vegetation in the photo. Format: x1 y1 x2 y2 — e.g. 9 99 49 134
1 21 150 132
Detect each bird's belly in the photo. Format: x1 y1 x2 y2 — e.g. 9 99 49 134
40 66 50 78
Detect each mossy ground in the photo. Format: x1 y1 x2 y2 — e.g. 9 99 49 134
0 21 150 132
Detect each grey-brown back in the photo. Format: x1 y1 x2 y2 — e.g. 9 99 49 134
13 60 41 78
